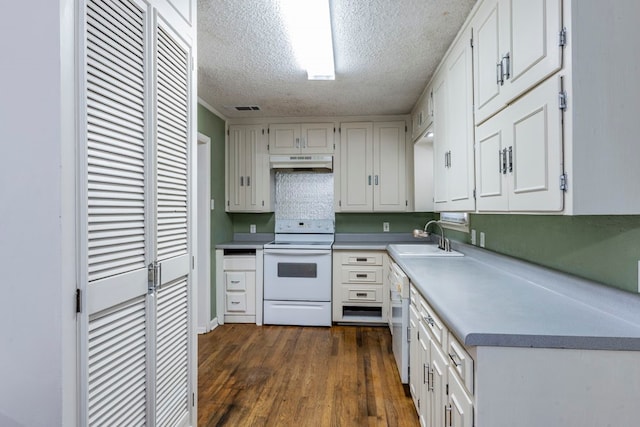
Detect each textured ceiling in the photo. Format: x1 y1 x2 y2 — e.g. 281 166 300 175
197 0 476 118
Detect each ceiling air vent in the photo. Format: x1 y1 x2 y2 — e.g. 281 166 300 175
234 106 261 111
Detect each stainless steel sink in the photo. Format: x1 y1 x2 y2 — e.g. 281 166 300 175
389 244 464 257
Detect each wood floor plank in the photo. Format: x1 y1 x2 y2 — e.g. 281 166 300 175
198 324 419 427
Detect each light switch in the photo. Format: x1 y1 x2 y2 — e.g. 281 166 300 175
250 224 256 233
480 232 485 248
471 229 477 245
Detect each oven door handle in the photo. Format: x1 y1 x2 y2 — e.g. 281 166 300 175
264 249 331 256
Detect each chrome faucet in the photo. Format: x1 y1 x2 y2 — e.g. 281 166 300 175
412 220 451 251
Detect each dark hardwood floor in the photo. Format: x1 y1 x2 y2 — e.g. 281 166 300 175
198 324 420 427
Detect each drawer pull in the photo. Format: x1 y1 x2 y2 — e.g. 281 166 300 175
355 292 368 297
449 352 462 367
356 274 368 278
231 301 240 305
356 258 368 262
230 280 240 284
423 315 435 327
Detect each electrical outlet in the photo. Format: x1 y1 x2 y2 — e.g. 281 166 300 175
250 224 256 234
383 222 390 232
480 232 485 248
471 229 477 245
210 199 215 210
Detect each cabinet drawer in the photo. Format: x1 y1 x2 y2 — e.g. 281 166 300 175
419 298 447 349
341 285 383 303
409 285 419 307
223 255 256 270
447 333 474 395
341 266 383 284
225 272 246 291
341 252 383 266
226 292 247 312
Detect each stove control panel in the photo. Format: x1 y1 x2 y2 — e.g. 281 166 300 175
275 219 335 234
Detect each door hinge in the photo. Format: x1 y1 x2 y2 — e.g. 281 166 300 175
470 36 474 48
407 326 411 341
558 90 568 111
226 129 229 136
446 383 449 395
560 173 568 191
267 127 270 134
75 289 81 313
339 127 341 133
339 200 342 207
192 256 195 270
333 127 336 133
473 188 476 199
559 27 567 47
192 393 195 406
405 125 408 133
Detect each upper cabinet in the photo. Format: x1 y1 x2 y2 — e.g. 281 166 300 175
338 121 408 212
473 0 563 124
227 124 271 212
433 31 476 212
411 85 434 141
475 76 564 212
268 123 335 155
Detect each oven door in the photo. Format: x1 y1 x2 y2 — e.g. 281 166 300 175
263 249 332 301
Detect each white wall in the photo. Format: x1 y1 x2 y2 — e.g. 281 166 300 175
0 1 76 426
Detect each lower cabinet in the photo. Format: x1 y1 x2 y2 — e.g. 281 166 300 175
218 250 263 324
332 250 389 323
409 283 474 427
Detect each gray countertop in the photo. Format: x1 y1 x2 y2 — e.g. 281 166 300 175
333 233 432 250
216 233 274 250
388 243 640 351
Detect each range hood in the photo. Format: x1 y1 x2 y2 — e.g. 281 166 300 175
269 155 333 170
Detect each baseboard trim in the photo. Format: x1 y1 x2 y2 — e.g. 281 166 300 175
209 317 219 331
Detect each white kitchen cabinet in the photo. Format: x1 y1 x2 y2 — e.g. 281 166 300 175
409 303 423 411
332 250 389 323
268 122 335 154
475 75 564 212
338 121 408 212
222 254 257 323
411 85 433 142
472 0 563 124
227 124 271 212
432 31 475 212
447 370 474 427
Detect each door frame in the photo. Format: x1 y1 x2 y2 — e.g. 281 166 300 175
196 132 212 333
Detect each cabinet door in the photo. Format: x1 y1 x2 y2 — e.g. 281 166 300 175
475 112 509 211
409 304 422 411
505 75 564 212
448 369 474 427
501 0 563 105
244 125 265 211
474 0 563 124
227 126 246 211
430 340 449 427
269 123 301 154
418 321 431 427
432 73 449 208
339 122 374 211
373 121 407 211
444 32 475 212
301 123 334 154
473 0 505 124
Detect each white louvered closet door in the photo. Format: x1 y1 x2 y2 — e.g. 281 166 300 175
80 0 194 426
152 19 192 427
83 0 150 425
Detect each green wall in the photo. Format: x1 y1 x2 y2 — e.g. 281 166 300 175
197 104 230 319
465 215 640 293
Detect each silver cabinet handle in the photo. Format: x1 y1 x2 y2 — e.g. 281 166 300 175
374 175 379 185
240 176 244 186
296 137 300 148
368 175 372 185
502 52 511 80
499 149 504 174
501 148 508 175
449 352 462 367
301 137 306 148
445 404 452 426
497 61 504 85
246 176 251 186
508 146 513 172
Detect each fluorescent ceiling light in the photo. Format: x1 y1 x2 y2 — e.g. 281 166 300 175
279 0 335 80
